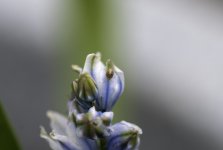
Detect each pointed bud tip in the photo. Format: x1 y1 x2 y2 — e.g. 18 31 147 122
106 59 114 79
121 121 143 135
71 65 82 74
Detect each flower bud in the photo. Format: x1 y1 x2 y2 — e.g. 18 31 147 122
77 73 98 103
106 121 142 150
82 53 125 112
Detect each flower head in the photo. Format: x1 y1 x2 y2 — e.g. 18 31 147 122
73 52 125 112
41 53 142 150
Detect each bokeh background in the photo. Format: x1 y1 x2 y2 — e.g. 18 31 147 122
1 0 223 150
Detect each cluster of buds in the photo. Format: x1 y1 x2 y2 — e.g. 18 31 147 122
41 53 142 150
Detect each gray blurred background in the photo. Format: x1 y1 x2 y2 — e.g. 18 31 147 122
1 0 223 150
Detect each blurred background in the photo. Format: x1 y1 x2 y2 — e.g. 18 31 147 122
0 0 223 149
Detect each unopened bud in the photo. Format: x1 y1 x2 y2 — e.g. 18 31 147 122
77 73 98 102
106 121 142 149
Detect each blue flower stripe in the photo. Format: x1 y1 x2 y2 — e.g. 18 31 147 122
104 79 110 111
58 141 76 150
111 74 123 109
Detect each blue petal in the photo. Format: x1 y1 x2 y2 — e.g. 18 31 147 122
106 121 142 150
82 53 125 111
102 66 124 111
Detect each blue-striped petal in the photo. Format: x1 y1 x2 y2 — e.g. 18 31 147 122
82 53 125 112
106 121 142 150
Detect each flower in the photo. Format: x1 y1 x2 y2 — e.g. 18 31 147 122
41 53 142 150
72 105 113 139
72 73 98 110
40 110 142 150
105 121 142 150
40 111 97 150
72 52 125 112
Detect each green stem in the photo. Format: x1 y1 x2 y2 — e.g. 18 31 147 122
97 138 107 150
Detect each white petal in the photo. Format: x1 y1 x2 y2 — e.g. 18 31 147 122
88 106 98 119
47 111 68 135
40 127 64 150
101 112 113 120
46 111 82 148
82 53 105 80
50 132 81 150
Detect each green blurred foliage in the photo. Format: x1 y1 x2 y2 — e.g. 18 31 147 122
0 102 20 150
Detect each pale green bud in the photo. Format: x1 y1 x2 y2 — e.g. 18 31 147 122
77 73 98 102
